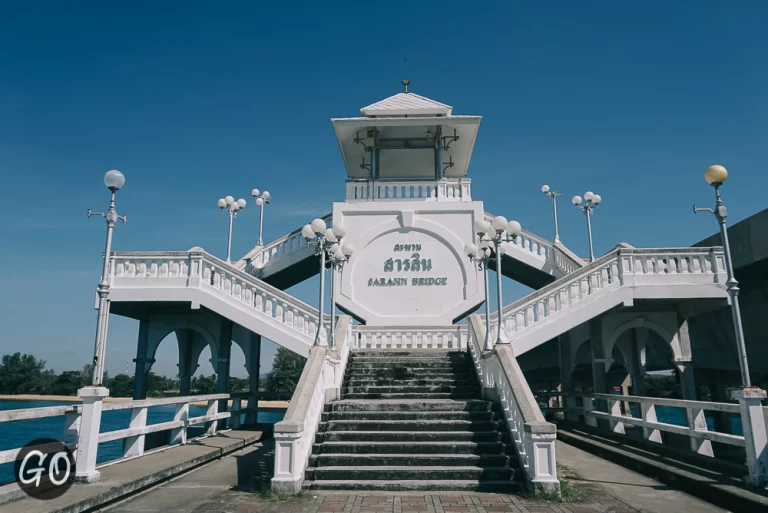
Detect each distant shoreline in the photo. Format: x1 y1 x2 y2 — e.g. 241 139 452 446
0 394 289 409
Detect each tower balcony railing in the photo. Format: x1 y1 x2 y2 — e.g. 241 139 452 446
345 178 471 202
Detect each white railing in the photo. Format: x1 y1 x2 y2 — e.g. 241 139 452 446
345 178 471 202
466 315 559 493
237 214 333 273
483 212 583 278
272 316 352 492
541 391 768 485
490 247 727 350
110 250 323 348
0 393 231 481
352 325 467 350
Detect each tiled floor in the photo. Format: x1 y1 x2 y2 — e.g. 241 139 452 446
192 491 637 513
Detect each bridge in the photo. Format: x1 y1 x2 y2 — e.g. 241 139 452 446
2 88 767 513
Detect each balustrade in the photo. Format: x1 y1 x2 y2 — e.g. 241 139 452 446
345 178 471 202
352 325 467 350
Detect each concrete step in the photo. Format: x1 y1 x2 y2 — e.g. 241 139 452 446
342 385 480 394
342 392 479 399
350 350 468 357
343 378 476 386
303 480 522 492
317 431 508 443
347 362 472 370
322 411 498 421
328 399 492 412
320 420 500 432
349 356 470 364
344 370 475 379
311 441 507 455
306 466 515 481
310 453 511 468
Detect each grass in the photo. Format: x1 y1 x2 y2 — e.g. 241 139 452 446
523 464 591 503
253 489 313 502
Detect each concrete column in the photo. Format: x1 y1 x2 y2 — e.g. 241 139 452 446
589 318 607 394
733 388 768 487
132 318 152 400
630 328 647 396
177 330 207 396
214 320 233 428
247 333 262 425
558 332 577 421
74 386 109 482
679 362 697 400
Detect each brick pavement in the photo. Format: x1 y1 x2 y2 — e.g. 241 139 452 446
192 490 638 513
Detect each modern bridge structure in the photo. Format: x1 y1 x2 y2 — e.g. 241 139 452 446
3 86 767 509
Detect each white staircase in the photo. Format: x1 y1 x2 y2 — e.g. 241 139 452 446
108 249 321 356
489 247 729 356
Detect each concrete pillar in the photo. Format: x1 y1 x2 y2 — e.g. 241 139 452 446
733 388 768 487
214 320 233 428
676 318 697 400
590 318 607 394
558 333 578 421
177 330 207 396
132 318 153 400
630 328 647 397
74 386 109 482
247 333 262 425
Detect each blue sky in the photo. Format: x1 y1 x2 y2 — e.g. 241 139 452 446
1 1 766 379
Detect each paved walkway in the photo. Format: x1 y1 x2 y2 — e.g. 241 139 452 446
103 439 728 513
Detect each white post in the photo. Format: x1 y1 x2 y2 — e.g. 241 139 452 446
733 388 768 486
231 397 242 429
205 399 219 436
170 402 189 445
641 402 662 443
686 406 714 456
74 386 109 483
609 398 626 434
123 405 148 458
583 396 597 427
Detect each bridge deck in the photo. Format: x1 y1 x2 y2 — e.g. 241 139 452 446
1 429 265 513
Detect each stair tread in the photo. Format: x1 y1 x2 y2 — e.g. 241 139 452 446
317 441 499 446
308 465 510 470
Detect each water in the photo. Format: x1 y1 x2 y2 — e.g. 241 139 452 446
628 404 743 435
0 399 285 486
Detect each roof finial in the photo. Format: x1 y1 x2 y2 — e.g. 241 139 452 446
402 57 410 93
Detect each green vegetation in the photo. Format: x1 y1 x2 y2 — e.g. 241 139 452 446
0 351 304 398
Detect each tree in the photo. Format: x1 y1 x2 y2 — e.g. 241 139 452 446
191 374 217 394
106 374 134 397
0 353 48 394
265 347 306 392
52 370 85 396
229 376 249 393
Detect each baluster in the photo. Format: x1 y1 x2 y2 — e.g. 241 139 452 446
515 312 525 331
579 278 589 297
274 302 284 323
264 296 273 317
254 293 264 312
535 301 545 321
686 406 714 456
641 402 662 443
525 306 535 327
546 294 556 315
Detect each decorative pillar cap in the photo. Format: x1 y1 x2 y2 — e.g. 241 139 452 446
731 387 766 400
77 386 110 398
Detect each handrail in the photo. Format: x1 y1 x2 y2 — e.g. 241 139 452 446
466 315 559 493
236 213 333 270
352 325 467 350
272 315 353 492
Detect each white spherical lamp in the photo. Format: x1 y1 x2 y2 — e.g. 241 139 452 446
592 194 602 205
310 218 327 234
324 228 338 243
332 223 347 238
705 165 728 185
255 197 264 206
225 196 234 206
584 191 594 202
572 195 582 206
301 224 314 239
104 169 125 191
262 191 271 200
251 188 260 197
341 243 355 257
492 216 508 231
474 219 491 235
541 184 550 193
218 198 227 208
506 220 522 236
464 243 478 257
237 198 247 209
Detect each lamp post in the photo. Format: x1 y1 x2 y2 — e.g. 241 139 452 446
251 189 271 246
572 191 602 262
542 185 562 243
474 216 523 346
693 165 752 387
328 233 355 348
218 196 247 263
87 170 127 386
464 238 492 351
302 218 337 346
